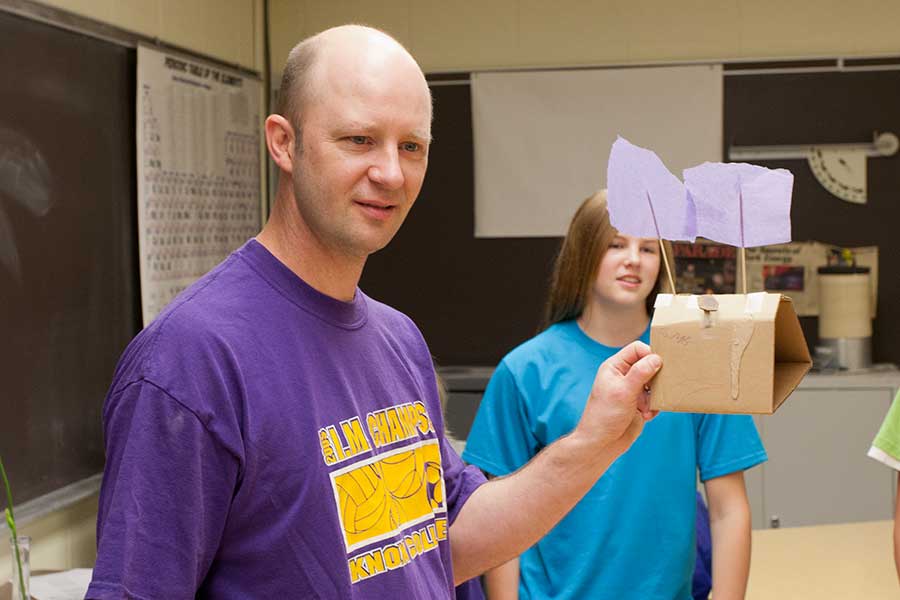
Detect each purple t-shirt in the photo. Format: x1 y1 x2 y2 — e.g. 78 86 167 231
87 240 486 599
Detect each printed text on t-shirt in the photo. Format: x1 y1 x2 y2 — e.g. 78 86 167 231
318 401 435 466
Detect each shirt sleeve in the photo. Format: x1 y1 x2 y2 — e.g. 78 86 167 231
696 414 768 482
461 361 539 477
869 389 900 470
87 380 240 600
441 436 487 525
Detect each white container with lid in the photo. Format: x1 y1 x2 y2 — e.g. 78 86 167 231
817 265 871 370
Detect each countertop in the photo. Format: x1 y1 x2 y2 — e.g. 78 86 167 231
747 520 898 599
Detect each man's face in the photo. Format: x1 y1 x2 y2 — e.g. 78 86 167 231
289 53 432 260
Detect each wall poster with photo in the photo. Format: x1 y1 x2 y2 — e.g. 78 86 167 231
742 241 878 317
671 240 877 317
672 241 737 294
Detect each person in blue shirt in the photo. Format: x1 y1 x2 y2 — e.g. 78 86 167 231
462 190 767 600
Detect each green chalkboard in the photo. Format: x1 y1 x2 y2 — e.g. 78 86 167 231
0 8 140 506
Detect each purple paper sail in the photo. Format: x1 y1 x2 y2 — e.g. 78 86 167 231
607 136 696 242
683 162 794 248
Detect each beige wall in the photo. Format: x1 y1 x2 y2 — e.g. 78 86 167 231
35 0 265 71
269 0 900 76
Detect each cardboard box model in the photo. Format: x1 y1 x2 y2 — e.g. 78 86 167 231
649 292 812 414
606 136 810 413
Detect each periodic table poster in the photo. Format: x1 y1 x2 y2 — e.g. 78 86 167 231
137 44 262 325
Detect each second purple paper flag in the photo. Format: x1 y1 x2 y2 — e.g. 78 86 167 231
683 162 793 248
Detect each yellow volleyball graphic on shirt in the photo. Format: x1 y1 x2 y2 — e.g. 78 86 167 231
332 439 445 552
379 448 426 498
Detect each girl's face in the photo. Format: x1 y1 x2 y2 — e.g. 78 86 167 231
591 234 661 309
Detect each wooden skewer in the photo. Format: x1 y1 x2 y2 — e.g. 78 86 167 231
741 246 747 294
738 183 747 295
659 239 677 294
645 191 677 295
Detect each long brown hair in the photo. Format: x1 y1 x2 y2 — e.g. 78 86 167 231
541 189 674 330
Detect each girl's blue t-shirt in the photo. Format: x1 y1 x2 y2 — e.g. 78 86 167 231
462 320 767 600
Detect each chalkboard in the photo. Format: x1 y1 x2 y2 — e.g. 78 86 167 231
724 65 900 367
0 9 140 506
363 66 900 369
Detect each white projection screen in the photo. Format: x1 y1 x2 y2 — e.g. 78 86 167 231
471 64 723 237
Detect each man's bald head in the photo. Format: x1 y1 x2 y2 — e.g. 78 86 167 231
276 25 430 145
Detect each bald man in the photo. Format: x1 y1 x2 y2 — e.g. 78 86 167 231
87 26 661 599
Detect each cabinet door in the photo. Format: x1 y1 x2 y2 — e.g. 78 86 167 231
759 388 894 528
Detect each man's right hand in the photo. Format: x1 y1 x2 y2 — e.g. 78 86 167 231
573 341 662 456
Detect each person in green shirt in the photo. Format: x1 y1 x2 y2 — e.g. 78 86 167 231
868 389 900 583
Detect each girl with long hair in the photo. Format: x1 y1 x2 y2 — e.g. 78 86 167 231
462 190 766 600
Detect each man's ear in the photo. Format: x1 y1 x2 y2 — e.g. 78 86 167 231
265 114 296 173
